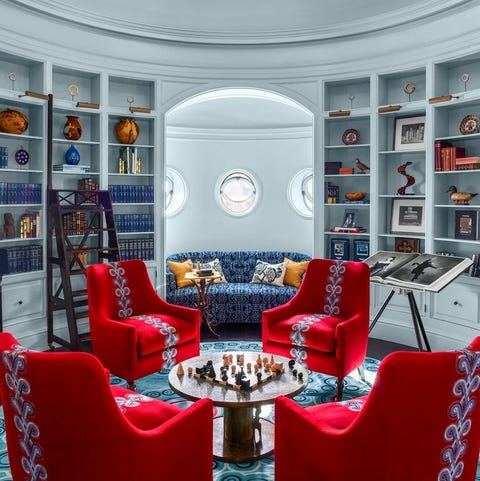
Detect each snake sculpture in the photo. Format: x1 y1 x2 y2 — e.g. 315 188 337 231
397 161 416 195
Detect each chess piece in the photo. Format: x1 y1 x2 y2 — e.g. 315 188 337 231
256 354 262 366
247 362 252 373
446 185 478 205
355 158 370 174
177 363 184 376
187 367 193 376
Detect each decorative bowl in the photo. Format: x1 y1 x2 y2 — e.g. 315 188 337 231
0 108 29 134
345 192 366 201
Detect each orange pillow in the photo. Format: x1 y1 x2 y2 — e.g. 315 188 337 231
167 259 193 288
283 257 309 288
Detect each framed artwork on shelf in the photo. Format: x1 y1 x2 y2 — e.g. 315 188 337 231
353 239 370 261
394 115 426 151
454 210 477 240
342 209 357 228
330 238 350 261
395 237 420 253
391 198 425 234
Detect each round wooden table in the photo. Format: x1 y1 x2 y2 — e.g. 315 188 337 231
168 351 308 463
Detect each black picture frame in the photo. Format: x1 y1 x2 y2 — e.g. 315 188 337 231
455 210 477 240
342 209 357 228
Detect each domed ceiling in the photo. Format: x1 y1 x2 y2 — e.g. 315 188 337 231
10 0 472 44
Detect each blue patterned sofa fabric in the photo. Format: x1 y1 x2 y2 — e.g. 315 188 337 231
165 251 311 324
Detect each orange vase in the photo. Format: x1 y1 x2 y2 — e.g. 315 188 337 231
115 118 139 144
63 116 82 141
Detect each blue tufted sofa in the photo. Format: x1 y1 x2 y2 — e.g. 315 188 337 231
165 251 311 324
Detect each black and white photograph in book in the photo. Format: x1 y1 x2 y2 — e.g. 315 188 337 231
363 250 473 293
455 210 478 240
391 198 425 234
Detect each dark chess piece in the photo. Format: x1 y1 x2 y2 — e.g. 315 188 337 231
4 213 15 239
355 158 370 174
298 372 304 381
288 359 295 370
397 161 415 195
221 371 228 382
446 185 478 205
208 365 216 379
256 371 262 383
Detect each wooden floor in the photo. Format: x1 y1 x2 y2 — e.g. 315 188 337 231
201 323 417 360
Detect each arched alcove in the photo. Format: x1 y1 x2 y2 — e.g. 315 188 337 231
164 88 314 256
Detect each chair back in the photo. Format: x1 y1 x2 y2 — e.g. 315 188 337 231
87 259 158 320
359 348 480 480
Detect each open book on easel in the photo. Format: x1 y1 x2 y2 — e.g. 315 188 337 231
363 250 473 293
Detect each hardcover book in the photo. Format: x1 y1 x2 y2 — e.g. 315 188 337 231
363 250 473 293
353 239 370 261
330 238 350 261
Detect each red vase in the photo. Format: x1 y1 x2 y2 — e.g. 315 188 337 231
63 116 82 141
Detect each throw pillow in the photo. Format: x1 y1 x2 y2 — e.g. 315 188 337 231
201 258 228 283
251 260 288 287
167 259 193 288
283 257 309 288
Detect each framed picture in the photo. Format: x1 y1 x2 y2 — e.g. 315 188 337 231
353 239 370 261
391 198 425 234
394 115 426 151
342 209 357 228
455 210 477 240
330 238 350 260
395 237 420 253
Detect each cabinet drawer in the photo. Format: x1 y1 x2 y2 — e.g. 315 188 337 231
431 283 480 325
2 280 44 321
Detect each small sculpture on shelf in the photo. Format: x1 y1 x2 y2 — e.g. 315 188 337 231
397 161 416 195
115 118 139 144
63 115 82 141
403 81 416 102
0 108 28 134
446 185 478 205
355 158 369 174
65 144 81 165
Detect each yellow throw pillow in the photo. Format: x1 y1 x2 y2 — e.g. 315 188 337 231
168 259 193 288
283 257 309 288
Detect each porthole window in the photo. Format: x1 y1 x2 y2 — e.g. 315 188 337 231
288 168 313 218
216 169 258 216
165 167 188 217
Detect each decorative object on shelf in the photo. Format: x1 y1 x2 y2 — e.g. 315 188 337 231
446 185 478 205
459 114 479 135
127 96 151 114
353 239 370 261
63 115 82 140
355 158 369 173
394 115 425 151
67 83 80 102
403 81 416 101
342 128 359 145
0 108 29 134
330 238 350 261
454 210 478 240
3 213 15 239
64 144 81 165
115 117 139 144
348 95 355 109
342 209 357 228
391 198 425 234
397 161 415 195
395 237 420 253
0 146 7 168
461 73 470 92
345 192 366 201
8 72 16 90
14 147 29 166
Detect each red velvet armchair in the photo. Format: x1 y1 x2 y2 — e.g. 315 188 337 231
275 340 480 481
262 258 370 400
86 259 201 389
0 332 213 481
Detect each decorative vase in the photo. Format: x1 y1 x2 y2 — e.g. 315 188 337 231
65 144 81 165
63 115 82 140
0 108 29 134
114 118 139 144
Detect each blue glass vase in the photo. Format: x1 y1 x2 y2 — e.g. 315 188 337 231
65 144 80 165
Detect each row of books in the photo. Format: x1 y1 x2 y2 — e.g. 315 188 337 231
0 183 42 205
119 238 154 261
434 141 480 171
63 212 87 235
325 182 340 203
0 245 43 274
19 210 41 238
108 185 154 204
114 213 155 233
330 238 370 261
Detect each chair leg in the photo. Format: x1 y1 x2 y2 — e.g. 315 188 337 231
334 377 344 402
127 381 136 391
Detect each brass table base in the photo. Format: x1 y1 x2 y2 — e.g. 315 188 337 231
213 406 274 463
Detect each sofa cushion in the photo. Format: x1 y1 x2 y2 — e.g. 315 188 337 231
202 258 227 283
283 257 309 288
251 260 288 286
122 314 197 356
167 259 193 288
266 313 344 352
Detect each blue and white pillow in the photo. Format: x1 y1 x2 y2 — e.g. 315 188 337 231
202 258 227 283
251 260 288 287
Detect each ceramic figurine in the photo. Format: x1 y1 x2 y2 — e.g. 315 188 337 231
446 185 478 205
63 115 82 140
397 161 416 195
65 144 81 165
355 158 370 173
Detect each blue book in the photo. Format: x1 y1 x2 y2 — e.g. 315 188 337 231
353 239 370 261
330 238 350 260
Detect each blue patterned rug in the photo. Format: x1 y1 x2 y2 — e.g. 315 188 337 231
0 341 478 480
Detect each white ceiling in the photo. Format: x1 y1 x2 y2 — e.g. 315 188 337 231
10 0 471 44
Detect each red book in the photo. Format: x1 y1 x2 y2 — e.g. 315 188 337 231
455 156 480 165
435 141 451 171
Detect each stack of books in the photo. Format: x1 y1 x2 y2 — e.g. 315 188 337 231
455 156 480 170
329 226 367 233
53 164 91 173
